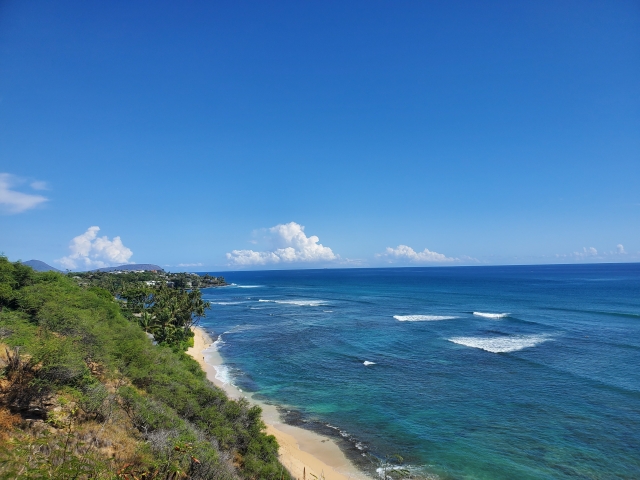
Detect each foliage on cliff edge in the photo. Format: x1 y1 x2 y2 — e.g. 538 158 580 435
0 256 291 479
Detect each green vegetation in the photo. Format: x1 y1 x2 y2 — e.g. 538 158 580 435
71 270 226 350
0 256 291 479
73 270 227 294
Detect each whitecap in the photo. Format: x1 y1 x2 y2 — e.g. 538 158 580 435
394 315 457 321
276 300 327 306
363 361 376 366
449 334 551 353
259 299 327 306
225 324 257 334
236 285 262 288
473 312 509 319
213 301 243 305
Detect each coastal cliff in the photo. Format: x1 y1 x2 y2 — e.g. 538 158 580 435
0 256 289 479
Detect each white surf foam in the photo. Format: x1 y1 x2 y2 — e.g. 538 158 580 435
363 361 376 366
375 465 423 478
448 334 551 353
213 301 243 305
473 311 509 319
394 315 457 321
225 324 258 334
376 465 436 479
213 364 232 385
259 299 327 306
281 300 327 306
236 285 262 288
212 334 225 350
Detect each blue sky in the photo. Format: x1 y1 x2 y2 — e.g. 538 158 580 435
1 1 638 270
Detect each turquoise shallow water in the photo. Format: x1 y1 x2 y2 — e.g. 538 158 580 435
199 264 640 479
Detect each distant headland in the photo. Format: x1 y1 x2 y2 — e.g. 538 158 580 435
91 263 164 273
21 260 165 273
21 259 62 272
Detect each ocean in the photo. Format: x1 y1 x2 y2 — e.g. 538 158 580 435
198 264 640 479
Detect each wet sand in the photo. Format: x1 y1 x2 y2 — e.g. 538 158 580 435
187 326 369 480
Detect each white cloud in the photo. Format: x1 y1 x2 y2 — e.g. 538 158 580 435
378 245 457 263
0 173 49 214
177 263 204 267
572 247 598 259
30 180 49 191
556 244 635 260
56 226 133 270
226 222 338 266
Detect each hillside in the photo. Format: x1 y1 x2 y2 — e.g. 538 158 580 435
93 264 165 272
0 256 289 479
21 260 62 273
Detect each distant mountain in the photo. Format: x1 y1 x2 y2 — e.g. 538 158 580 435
93 264 165 273
22 260 62 273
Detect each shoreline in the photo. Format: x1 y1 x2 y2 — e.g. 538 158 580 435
187 326 370 480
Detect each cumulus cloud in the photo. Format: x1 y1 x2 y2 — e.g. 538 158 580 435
556 244 634 260
572 247 598 259
377 244 457 263
0 173 49 214
226 222 338 266
56 226 133 270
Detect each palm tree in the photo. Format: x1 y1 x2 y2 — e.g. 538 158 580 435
138 310 153 332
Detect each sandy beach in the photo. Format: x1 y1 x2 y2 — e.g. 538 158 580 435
187 326 369 480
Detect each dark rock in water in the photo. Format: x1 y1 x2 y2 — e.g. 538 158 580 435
93 264 165 272
22 260 62 272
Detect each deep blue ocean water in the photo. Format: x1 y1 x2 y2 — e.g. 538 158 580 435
198 264 640 479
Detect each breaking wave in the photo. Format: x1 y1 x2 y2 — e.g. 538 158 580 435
394 315 458 321
259 299 327 306
212 334 225 350
213 365 232 385
448 334 552 353
473 312 509 319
